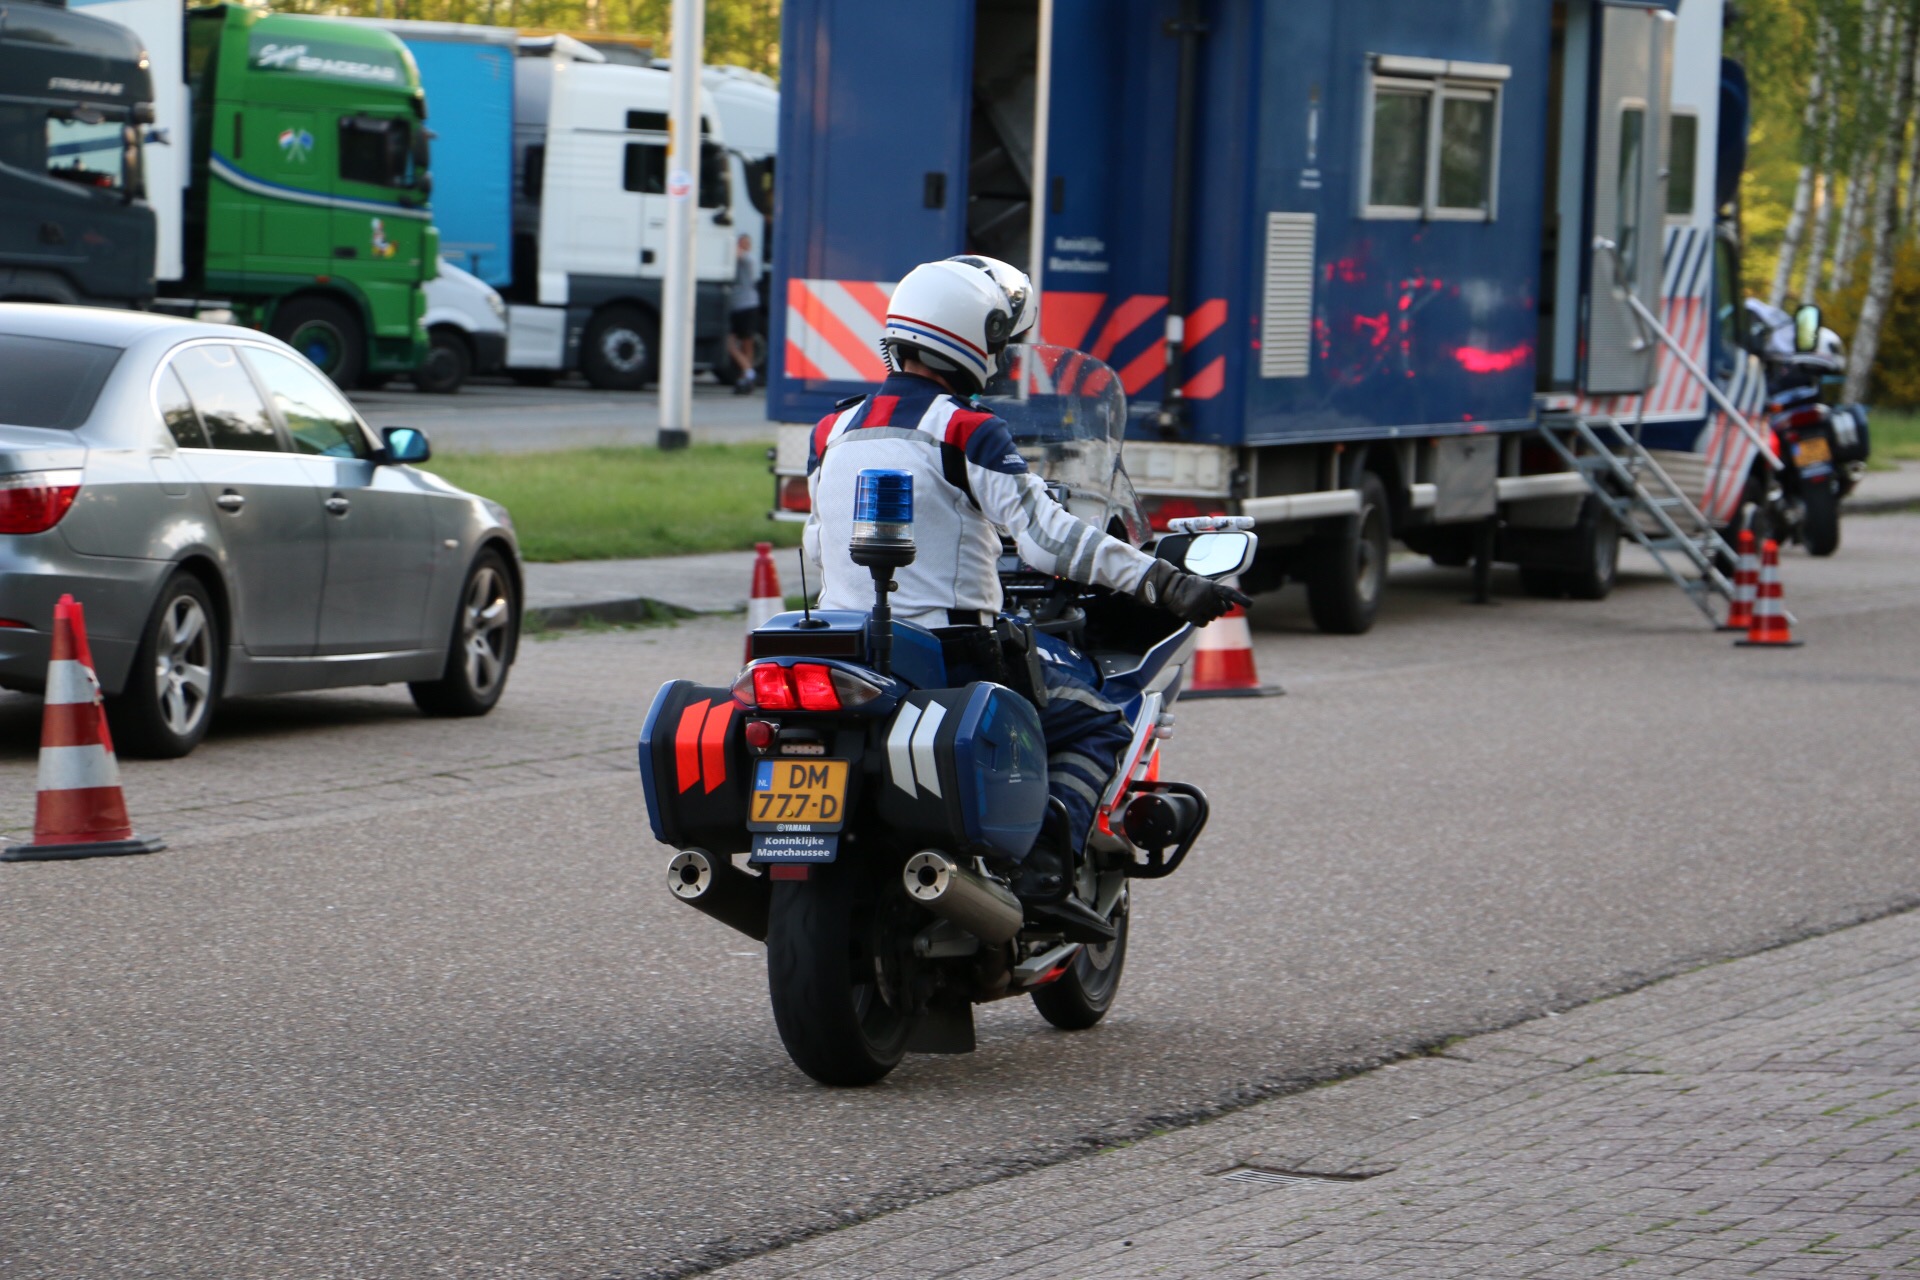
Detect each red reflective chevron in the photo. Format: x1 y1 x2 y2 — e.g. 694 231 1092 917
675 699 709 793
700 701 735 794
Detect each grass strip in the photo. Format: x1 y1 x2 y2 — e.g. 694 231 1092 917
1867 409 1920 464
422 444 800 562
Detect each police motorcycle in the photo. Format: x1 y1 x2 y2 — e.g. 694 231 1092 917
1746 302 1871 557
637 345 1255 1086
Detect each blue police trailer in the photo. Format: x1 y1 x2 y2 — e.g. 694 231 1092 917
767 0 1771 633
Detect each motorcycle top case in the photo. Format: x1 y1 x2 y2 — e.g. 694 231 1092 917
638 680 753 855
876 682 1047 863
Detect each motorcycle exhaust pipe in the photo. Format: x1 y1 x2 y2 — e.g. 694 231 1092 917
667 849 771 942
902 850 1024 945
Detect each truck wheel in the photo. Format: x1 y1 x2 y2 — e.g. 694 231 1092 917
1803 478 1841 557
108 572 221 760
1030 890 1129 1030
582 305 659 391
1305 472 1389 635
766 865 913 1086
272 296 365 390
410 550 518 717
411 326 472 395
1562 494 1622 600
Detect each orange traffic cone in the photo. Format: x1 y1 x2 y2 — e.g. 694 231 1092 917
1734 539 1802 649
1718 529 1759 633
745 541 784 660
4 596 165 862
1184 581 1281 699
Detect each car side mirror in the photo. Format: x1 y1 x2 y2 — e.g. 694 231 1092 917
1154 531 1254 579
1794 304 1823 354
381 426 431 464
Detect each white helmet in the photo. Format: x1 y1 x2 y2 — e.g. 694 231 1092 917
882 260 1013 397
947 254 1039 344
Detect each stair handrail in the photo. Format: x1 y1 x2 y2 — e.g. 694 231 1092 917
1592 237 1783 473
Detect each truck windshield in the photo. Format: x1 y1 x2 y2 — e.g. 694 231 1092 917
0 336 123 429
0 106 138 196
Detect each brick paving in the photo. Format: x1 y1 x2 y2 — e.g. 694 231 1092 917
705 909 1920 1279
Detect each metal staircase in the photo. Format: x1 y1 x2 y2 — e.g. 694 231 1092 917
1534 413 1735 625
1535 239 1785 627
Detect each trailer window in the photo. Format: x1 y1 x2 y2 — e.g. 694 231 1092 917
1362 59 1506 221
1617 107 1646 281
339 116 414 189
1667 112 1698 219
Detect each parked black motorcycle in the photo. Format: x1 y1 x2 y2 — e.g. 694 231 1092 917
1747 304 1871 557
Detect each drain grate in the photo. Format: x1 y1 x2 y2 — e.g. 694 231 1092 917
1217 1166 1378 1190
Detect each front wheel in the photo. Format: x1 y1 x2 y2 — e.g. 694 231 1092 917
1030 889 1129 1030
411 326 472 395
1803 477 1841 557
109 571 221 759
410 549 518 717
581 305 660 391
766 866 914 1086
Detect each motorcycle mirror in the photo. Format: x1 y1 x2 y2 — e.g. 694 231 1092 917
1156 531 1254 579
1794 304 1823 354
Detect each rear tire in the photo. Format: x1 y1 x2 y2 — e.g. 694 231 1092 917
581 305 660 391
1030 889 1129 1030
1305 472 1389 635
412 326 472 395
1562 494 1621 600
271 296 365 390
410 549 518 717
766 865 914 1086
109 572 221 759
1803 478 1841 557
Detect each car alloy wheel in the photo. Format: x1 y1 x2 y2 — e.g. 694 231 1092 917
461 564 511 696
155 594 214 738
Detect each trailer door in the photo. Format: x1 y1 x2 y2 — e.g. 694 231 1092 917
1583 2 1673 395
771 0 973 417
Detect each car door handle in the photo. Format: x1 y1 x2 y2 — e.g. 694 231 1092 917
325 495 351 516
216 491 245 513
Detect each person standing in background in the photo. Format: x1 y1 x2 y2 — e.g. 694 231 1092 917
726 234 761 394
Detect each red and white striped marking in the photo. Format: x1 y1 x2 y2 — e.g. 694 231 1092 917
785 278 893 383
745 541 784 660
32 596 135 845
1736 539 1802 648
1723 530 1758 633
1184 580 1274 697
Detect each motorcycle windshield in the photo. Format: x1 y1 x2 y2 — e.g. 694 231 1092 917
976 344 1149 546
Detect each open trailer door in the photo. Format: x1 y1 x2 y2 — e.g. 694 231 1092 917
1582 1 1674 396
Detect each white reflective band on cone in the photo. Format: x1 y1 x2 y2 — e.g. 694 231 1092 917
36 743 119 792
44 659 98 706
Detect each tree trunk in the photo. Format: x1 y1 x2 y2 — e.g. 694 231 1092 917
1832 165 1876 295
1846 7 1920 402
1772 25 1832 306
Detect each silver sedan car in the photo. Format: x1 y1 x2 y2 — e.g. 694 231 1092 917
0 305 522 757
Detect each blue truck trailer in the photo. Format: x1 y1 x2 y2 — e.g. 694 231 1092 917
767 0 1772 632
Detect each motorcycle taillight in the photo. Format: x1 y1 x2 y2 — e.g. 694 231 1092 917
1778 406 1825 432
737 663 796 710
791 663 841 711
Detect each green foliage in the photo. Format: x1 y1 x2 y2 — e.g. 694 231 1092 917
423 444 802 561
261 0 782 77
1825 243 1920 407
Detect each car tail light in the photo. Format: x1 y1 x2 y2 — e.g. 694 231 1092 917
778 477 811 513
0 470 82 535
790 663 841 710
1142 496 1225 532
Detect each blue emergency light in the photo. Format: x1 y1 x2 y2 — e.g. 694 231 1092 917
850 468 915 569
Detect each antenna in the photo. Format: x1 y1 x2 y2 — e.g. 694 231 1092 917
795 549 827 628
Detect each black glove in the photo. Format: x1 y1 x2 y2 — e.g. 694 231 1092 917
1135 560 1252 625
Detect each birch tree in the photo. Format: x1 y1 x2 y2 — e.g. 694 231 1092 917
1846 1 1920 401
1772 19 1832 305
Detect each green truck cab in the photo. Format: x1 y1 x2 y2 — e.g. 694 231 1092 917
184 5 435 387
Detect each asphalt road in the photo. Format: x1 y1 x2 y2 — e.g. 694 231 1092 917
3 520 1918 1279
349 376 779 453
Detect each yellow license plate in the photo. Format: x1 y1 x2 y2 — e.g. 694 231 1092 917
1795 436 1833 465
748 759 850 830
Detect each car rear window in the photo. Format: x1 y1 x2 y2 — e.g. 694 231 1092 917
0 334 122 429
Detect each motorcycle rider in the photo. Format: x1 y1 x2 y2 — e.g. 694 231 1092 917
802 256 1246 933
